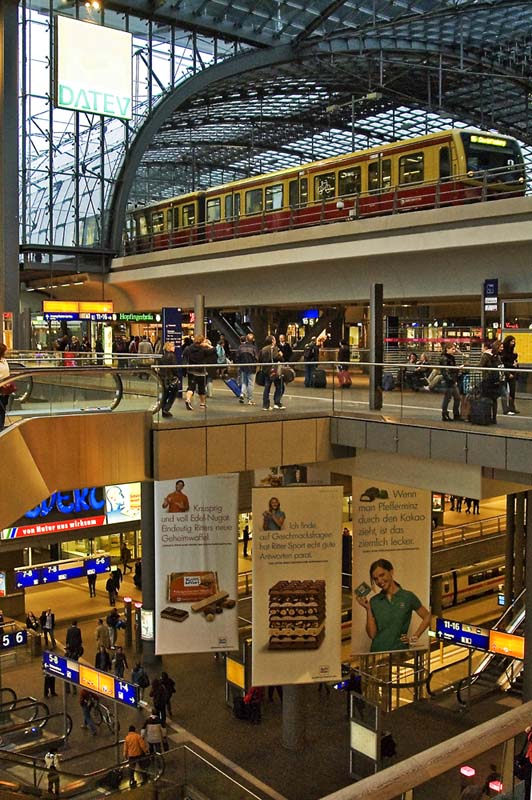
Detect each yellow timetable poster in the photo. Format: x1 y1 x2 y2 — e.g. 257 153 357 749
511 332 532 364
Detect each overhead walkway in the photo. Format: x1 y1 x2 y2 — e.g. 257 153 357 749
1 358 532 531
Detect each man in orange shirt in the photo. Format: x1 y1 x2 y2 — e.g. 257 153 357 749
162 480 190 513
123 724 149 787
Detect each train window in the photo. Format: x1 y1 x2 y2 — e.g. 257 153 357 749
314 172 336 201
399 152 424 185
339 167 361 196
289 178 308 208
245 189 263 215
439 147 451 179
182 203 196 227
137 214 148 237
225 194 241 219
368 161 379 190
151 211 164 233
207 198 221 223
382 159 391 188
265 184 283 211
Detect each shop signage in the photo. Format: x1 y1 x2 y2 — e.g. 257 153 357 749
43 652 139 706
115 312 160 323
55 17 132 121
1 483 140 539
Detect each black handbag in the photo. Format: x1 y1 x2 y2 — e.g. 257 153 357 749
256 370 265 386
281 366 295 383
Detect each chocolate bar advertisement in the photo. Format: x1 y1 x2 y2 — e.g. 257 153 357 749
350 478 431 656
154 474 239 655
251 486 343 686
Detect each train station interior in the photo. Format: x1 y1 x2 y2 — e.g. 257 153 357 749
2 1 532 799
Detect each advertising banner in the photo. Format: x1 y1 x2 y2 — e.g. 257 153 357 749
351 479 431 656
154 474 239 655
251 486 343 686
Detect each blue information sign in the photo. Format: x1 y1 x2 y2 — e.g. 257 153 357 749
15 556 111 588
435 618 490 651
15 568 41 589
1 630 27 650
42 652 139 708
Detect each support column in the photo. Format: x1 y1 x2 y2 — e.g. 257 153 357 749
282 685 306 750
523 491 532 702
141 481 160 666
504 494 515 608
0 0 20 343
369 283 383 410
514 493 526 596
194 295 204 337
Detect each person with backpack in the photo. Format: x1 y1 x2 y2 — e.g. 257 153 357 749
303 337 319 388
142 708 166 753
132 662 150 701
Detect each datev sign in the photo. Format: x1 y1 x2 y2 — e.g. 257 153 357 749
55 16 132 120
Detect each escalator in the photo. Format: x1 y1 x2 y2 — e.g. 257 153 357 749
210 311 250 353
0 694 71 754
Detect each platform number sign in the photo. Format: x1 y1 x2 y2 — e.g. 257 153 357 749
1 630 27 650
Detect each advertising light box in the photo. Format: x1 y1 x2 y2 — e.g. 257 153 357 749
55 17 132 120
489 629 525 660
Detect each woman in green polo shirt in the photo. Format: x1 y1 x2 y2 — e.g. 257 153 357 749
356 558 431 653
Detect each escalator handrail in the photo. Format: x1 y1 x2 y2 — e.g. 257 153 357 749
426 652 472 697
1 367 125 413
0 697 48 723
0 689 17 712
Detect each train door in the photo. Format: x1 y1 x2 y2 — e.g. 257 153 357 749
288 176 308 227
364 155 392 215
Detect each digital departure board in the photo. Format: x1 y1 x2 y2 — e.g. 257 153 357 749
15 556 110 589
435 618 490 651
43 652 139 707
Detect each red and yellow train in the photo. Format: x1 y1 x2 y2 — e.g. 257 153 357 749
124 129 525 253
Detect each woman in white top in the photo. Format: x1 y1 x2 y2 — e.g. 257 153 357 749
0 343 10 430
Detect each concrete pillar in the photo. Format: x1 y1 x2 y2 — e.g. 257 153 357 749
0 0 20 342
282 684 306 750
369 283 383 410
140 481 159 666
194 295 204 337
504 494 515 607
523 491 532 701
514 493 526 596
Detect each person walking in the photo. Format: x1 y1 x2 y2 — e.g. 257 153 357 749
242 524 251 558
149 678 168 726
44 749 61 795
303 337 319 388
113 646 128 678
235 333 259 405
40 608 56 649
105 575 117 606
106 608 123 648
182 335 214 411
142 708 165 753
159 341 179 417
124 725 149 788
479 339 503 425
439 343 461 421
79 689 97 735
95 618 111 650
160 671 176 717
87 571 97 597
501 334 520 415
131 662 150 702
259 335 284 411
121 543 132 574
95 644 112 672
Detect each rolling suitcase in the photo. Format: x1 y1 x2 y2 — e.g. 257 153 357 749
312 369 327 389
337 370 352 388
470 397 492 425
224 377 241 398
